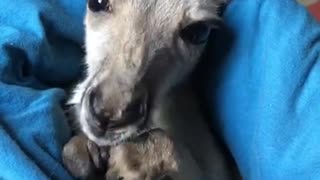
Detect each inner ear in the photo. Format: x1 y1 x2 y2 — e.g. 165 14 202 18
88 0 110 12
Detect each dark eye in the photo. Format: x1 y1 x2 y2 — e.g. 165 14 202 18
180 21 212 45
88 0 111 12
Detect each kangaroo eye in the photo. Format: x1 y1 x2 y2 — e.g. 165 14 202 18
88 0 111 12
180 21 212 45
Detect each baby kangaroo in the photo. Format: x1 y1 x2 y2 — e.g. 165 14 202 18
65 0 239 179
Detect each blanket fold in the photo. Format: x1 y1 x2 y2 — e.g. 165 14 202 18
201 0 320 179
0 0 86 179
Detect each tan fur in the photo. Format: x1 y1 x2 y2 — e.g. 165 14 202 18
66 0 239 179
106 129 202 180
63 130 202 180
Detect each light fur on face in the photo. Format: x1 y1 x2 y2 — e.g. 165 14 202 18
68 0 225 146
65 0 241 179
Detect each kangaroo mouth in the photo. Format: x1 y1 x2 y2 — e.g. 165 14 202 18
78 86 152 146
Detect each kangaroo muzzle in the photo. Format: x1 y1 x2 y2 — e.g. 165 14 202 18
83 80 148 138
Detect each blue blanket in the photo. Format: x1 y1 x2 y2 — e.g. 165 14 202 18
201 0 320 179
0 0 86 179
0 0 319 179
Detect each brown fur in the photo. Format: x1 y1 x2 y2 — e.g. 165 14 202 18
63 129 202 180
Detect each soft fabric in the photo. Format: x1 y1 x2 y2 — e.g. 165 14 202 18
0 0 86 179
201 0 320 179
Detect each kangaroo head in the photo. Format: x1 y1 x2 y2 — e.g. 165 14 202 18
70 0 224 145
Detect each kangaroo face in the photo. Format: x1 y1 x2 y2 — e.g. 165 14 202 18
70 0 224 145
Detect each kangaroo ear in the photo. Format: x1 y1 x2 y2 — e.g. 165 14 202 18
88 0 111 12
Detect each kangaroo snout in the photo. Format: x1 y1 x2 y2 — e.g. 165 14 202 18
84 80 149 137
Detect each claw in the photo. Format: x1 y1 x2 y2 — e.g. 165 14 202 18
87 139 110 172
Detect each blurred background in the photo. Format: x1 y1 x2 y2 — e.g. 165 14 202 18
298 0 320 20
